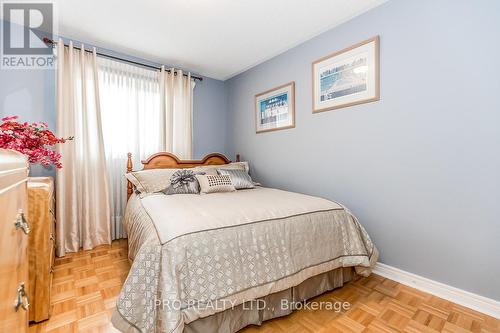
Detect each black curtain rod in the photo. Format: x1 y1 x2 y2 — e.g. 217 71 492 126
43 38 203 81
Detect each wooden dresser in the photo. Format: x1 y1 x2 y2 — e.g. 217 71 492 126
27 177 55 322
0 149 30 332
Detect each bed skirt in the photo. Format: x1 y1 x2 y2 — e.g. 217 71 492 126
112 267 356 333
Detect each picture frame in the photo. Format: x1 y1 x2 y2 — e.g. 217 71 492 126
312 36 379 113
255 81 295 133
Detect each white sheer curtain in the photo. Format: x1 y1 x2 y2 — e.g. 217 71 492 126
97 58 163 239
56 40 111 256
160 67 195 159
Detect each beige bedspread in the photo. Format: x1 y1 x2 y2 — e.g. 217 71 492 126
112 187 378 333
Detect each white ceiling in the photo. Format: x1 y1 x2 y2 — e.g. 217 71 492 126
55 0 387 80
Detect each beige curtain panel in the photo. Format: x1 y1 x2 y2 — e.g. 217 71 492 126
160 66 195 159
55 40 111 256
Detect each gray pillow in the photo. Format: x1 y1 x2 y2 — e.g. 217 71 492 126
163 169 203 195
217 169 255 190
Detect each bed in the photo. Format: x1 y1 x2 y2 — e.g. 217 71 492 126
111 152 378 333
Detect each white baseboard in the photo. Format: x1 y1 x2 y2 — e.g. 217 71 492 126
373 263 500 319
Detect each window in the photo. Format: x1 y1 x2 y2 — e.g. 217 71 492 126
98 57 162 239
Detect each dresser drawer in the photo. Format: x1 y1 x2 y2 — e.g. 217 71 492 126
27 177 55 322
0 153 29 333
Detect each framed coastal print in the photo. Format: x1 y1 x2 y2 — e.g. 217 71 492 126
312 36 379 113
255 81 295 133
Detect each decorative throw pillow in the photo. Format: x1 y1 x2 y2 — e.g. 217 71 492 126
163 169 202 195
217 169 254 189
196 174 236 194
125 168 183 193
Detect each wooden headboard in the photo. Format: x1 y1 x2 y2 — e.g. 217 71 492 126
126 152 239 200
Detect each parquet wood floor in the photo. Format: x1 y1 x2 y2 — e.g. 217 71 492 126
29 240 499 333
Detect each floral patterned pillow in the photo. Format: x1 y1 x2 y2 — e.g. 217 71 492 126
162 169 204 195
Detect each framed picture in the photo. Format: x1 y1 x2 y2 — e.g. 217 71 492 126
255 81 295 133
312 36 379 113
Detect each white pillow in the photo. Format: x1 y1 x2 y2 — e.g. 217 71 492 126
193 161 249 175
125 168 183 193
196 174 236 194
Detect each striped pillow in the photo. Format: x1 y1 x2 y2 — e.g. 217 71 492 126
217 169 255 190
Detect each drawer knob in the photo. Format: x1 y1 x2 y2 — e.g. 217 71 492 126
14 211 31 235
14 282 30 311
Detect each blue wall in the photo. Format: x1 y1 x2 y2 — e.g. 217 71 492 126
0 64 56 176
193 77 228 158
0 29 228 177
2 0 499 300
226 0 500 300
